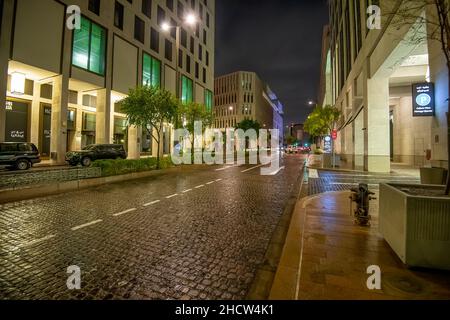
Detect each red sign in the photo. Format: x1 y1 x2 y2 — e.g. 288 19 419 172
332 129 338 140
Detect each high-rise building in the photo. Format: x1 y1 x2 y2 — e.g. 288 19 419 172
0 0 215 163
213 71 284 140
320 0 448 172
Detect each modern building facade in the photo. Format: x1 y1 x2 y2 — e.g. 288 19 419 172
0 0 215 163
213 71 284 141
320 0 449 172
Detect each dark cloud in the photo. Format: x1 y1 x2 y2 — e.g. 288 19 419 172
215 0 329 124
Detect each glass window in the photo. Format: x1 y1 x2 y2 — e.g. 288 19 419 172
114 1 124 30
134 16 145 43
181 75 193 104
72 17 106 75
142 0 152 18
205 89 213 112
165 39 173 61
150 28 159 53
143 53 161 87
88 0 100 15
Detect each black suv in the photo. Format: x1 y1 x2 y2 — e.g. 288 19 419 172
0 142 41 170
66 144 127 167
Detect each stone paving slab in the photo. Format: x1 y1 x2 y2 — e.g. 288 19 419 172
270 191 450 300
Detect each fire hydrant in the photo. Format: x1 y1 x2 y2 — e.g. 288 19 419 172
349 183 376 226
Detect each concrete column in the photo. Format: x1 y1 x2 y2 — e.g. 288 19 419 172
50 75 68 164
127 125 140 159
364 76 391 173
0 0 15 142
354 112 364 170
30 81 41 147
73 106 83 151
95 88 112 144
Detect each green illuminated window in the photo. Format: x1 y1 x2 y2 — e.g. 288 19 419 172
143 53 161 87
72 17 106 75
205 89 213 112
181 75 193 104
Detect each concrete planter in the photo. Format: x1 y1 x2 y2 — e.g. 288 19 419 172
379 183 450 270
308 154 323 168
420 167 448 185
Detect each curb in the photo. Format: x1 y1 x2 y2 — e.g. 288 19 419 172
0 166 182 204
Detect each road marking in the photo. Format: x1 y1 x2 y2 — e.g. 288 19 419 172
215 179 222 182
71 220 103 231
241 164 265 173
21 235 56 248
215 165 238 171
206 181 215 185
166 194 178 199
195 184 205 189
182 189 193 193
143 200 160 207
266 166 285 176
113 208 137 217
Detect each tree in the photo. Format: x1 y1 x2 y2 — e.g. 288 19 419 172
177 102 213 155
120 86 179 169
304 105 341 144
388 0 450 194
235 119 262 133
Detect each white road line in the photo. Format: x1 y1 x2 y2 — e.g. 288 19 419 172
21 235 56 248
266 166 285 176
182 189 193 193
241 164 265 173
215 165 238 171
113 208 137 217
71 219 103 231
215 178 222 182
206 181 215 185
195 184 205 189
143 200 161 207
166 194 178 199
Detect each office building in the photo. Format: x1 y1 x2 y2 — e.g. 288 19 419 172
0 0 215 163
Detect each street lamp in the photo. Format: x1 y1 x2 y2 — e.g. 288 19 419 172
161 13 198 101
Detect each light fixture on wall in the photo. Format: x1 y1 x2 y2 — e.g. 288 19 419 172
11 72 26 95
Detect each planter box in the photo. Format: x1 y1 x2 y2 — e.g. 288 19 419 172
308 154 323 168
420 167 448 185
379 183 450 270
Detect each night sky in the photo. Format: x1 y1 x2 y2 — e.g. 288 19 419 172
215 0 329 125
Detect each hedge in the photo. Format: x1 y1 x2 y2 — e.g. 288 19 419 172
92 157 173 177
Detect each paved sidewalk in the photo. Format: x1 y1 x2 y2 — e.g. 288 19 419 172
270 191 450 300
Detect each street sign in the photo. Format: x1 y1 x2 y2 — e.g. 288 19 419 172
324 136 332 154
332 129 338 140
412 83 435 117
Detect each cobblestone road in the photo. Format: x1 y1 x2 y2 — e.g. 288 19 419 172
0 156 304 300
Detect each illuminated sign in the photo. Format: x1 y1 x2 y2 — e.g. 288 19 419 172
413 83 435 117
324 136 332 154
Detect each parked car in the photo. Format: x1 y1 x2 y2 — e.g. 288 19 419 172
66 144 127 167
0 142 41 171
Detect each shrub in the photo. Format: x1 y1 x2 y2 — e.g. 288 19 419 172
314 149 324 155
93 157 173 177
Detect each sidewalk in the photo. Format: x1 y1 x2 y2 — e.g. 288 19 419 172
270 191 450 300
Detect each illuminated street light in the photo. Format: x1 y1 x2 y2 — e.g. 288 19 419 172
185 13 197 26
161 22 171 32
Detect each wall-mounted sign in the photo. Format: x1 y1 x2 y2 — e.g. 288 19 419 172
323 136 332 154
5 100 29 143
413 83 435 117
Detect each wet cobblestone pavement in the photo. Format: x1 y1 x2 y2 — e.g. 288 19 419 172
0 156 304 300
308 170 421 195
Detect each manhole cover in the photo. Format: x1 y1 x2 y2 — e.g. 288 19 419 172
384 274 425 295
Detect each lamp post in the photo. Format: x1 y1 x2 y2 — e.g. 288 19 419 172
161 13 198 101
